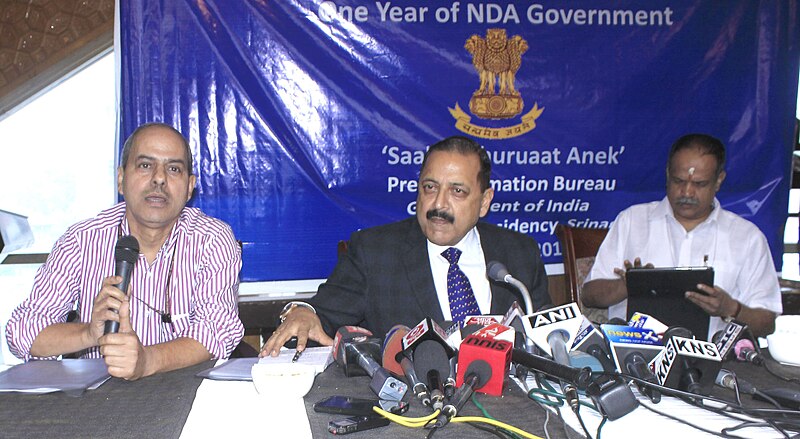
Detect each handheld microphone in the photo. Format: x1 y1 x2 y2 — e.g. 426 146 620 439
714 369 795 409
523 303 583 357
624 352 661 403
568 351 605 372
333 326 408 403
439 359 493 425
571 318 615 372
600 324 663 403
628 312 668 340
712 320 750 361
411 339 451 410
332 326 373 377
486 261 534 314
402 318 456 359
734 339 764 366
650 327 722 396
381 324 410 376
382 325 430 407
104 235 139 335
446 356 457 399
510 348 592 391
715 369 756 395
457 325 513 396
524 303 584 411
608 317 627 325
438 326 511 426
547 329 581 410
500 302 534 352
447 315 503 347
511 348 608 416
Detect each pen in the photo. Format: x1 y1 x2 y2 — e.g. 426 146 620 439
292 349 303 363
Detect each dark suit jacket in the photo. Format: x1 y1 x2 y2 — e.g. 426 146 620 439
310 217 551 338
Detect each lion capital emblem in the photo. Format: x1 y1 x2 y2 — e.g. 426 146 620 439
465 29 528 119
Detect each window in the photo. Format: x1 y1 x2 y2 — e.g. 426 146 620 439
0 51 116 365
782 78 800 281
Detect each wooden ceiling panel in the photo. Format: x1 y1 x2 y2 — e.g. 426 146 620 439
0 0 114 118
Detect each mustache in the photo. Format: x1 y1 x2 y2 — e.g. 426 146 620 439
426 209 455 224
676 197 699 206
145 188 169 198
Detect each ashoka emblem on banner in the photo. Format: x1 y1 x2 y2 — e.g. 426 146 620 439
466 28 527 119
450 28 544 139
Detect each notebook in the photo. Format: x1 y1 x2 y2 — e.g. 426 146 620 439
625 266 714 339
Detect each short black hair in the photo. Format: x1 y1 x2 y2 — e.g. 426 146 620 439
120 123 193 175
420 136 491 191
667 133 726 177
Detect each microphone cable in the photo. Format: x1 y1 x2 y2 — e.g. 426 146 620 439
371 407 441 427
523 368 799 439
524 366 800 439
637 394 794 439
371 405 544 439
636 400 747 438
618 372 800 438
524 372 605 439
470 393 526 439
719 368 785 410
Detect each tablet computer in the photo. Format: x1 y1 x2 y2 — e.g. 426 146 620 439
626 266 714 338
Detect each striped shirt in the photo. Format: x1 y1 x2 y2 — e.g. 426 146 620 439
6 202 244 361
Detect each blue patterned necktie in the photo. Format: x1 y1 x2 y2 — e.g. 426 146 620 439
442 247 481 323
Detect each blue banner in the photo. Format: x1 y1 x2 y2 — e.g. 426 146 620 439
120 1 800 282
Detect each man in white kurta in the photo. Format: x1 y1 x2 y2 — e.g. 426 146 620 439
582 134 781 338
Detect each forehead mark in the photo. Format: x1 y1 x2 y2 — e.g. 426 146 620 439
688 167 695 176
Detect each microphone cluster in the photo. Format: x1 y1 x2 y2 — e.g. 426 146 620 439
325 262 774 432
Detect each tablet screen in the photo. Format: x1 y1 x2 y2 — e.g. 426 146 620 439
626 266 714 298
625 266 714 339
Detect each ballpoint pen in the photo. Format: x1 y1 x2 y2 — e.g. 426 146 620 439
292 349 303 363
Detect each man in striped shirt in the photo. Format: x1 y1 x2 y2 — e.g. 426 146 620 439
6 123 244 380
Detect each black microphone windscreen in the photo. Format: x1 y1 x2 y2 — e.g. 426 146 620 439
653 327 721 395
413 339 451 382
486 261 509 282
115 235 140 264
464 359 493 388
105 234 140 335
665 326 693 341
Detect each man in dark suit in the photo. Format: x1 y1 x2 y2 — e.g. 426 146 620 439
260 136 550 357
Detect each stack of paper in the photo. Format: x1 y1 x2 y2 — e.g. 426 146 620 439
197 346 333 381
0 358 110 396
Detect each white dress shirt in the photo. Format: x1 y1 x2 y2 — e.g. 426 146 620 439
427 227 492 321
585 197 782 339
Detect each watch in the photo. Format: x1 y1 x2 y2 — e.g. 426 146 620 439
279 301 316 323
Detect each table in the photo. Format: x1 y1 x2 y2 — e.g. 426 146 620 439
0 353 798 439
0 361 210 439
303 362 576 438
533 353 800 439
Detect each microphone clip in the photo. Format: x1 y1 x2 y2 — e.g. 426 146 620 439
585 375 638 421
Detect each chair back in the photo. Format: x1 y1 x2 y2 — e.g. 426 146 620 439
555 224 608 320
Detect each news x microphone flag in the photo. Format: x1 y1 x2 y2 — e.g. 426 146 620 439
120 1 800 281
